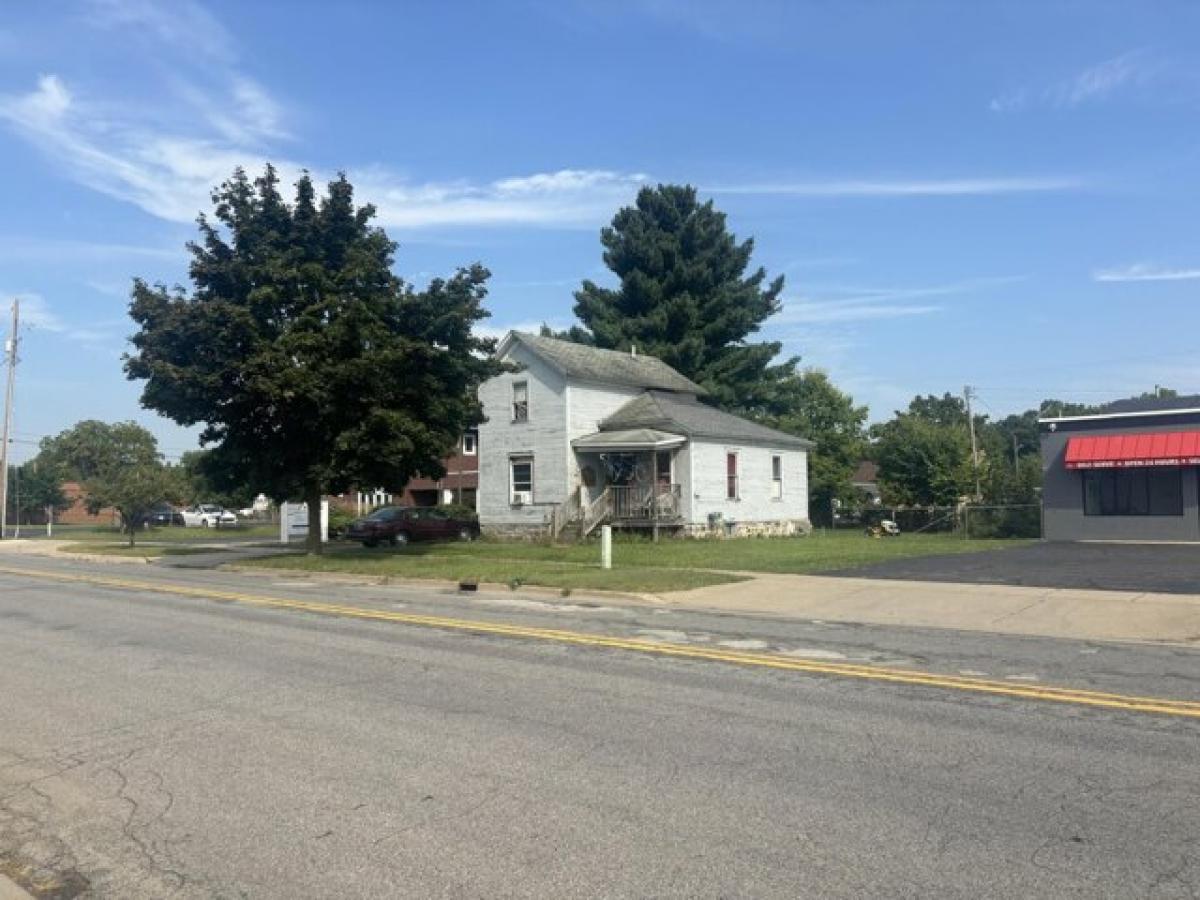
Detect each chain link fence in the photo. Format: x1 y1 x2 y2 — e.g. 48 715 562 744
841 503 1042 539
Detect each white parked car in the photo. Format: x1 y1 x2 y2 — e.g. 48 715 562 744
181 504 239 528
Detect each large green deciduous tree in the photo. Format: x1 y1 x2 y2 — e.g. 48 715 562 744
569 184 793 415
177 449 256 511
905 393 970 429
87 464 182 547
767 369 867 525
871 414 972 507
5 462 69 525
38 419 160 484
126 166 502 553
39 420 178 545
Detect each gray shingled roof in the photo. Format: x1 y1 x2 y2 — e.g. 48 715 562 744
600 391 813 449
508 332 706 394
572 428 687 450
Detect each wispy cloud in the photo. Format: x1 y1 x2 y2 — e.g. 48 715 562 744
82 0 234 63
708 177 1083 197
776 276 1022 325
358 168 647 229
1093 263 1200 283
0 0 298 220
991 49 1167 112
778 298 942 325
0 69 647 229
0 74 258 222
174 75 290 145
0 235 182 263
1057 50 1160 105
4 291 120 346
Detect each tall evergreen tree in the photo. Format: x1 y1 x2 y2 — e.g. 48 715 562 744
570 184 793 414
126 166 502 553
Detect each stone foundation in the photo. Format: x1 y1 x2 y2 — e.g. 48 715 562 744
481 523 551 541
484 518 813 541
680 519 812 539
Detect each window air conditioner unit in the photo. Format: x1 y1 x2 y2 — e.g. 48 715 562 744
512 491 532 505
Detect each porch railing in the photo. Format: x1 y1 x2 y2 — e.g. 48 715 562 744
549 485 584 540
610 484 683 522
580 489 612 538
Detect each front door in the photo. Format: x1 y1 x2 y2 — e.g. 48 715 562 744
655 450 672 488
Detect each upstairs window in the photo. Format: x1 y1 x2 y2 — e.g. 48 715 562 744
726 452 739 500
771 454 783 500
462 432 477 455
512 381 529 422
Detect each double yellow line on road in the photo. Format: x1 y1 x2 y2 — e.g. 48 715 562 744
4 564 1200 720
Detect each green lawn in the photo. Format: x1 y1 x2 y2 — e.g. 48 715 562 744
241 531 1027 593
415 530 1030 574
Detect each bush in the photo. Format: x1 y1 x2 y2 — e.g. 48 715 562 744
441 503 479 522
327 506 357 538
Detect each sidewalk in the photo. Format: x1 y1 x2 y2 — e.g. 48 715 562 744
4 538 1199 646
664 573 1200 645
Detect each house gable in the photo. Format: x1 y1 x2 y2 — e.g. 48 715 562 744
477 342 569 529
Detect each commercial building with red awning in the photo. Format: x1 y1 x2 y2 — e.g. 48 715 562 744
1064 431 1200 470
1040 399 1200 541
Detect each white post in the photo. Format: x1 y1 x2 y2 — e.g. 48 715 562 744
46 505 52 538
601 524 612 570
280 502 289 544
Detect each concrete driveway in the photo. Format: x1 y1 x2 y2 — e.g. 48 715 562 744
826 541 1200 594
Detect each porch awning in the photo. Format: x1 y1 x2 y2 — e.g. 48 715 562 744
1064 431 1200 469
572 428 686 452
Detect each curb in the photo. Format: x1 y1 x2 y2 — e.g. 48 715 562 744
220 563 667 606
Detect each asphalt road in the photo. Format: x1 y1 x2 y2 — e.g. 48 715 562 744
2 558 1199 898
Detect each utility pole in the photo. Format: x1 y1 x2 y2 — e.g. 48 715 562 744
963 384 981 500
1012 432 1020 474
0 298 19 540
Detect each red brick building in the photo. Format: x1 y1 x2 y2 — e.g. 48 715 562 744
400 430 478 508
330 430 479 515
57 481 119 526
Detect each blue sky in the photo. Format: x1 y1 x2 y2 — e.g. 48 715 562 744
3 1 1200 462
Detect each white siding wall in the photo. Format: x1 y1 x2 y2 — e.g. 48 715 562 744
686 440 809 526
477 347 567 530
566 381 645 440
564 381 645 500
676 441 695 522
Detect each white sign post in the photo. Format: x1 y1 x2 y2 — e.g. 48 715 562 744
600 525 612 570
279 500 329 545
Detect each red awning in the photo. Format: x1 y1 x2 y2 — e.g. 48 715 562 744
1064 431 1200 469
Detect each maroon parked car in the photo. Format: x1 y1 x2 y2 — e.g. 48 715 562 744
345 506 479 547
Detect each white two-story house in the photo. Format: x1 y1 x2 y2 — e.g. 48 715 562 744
477 332 813 538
